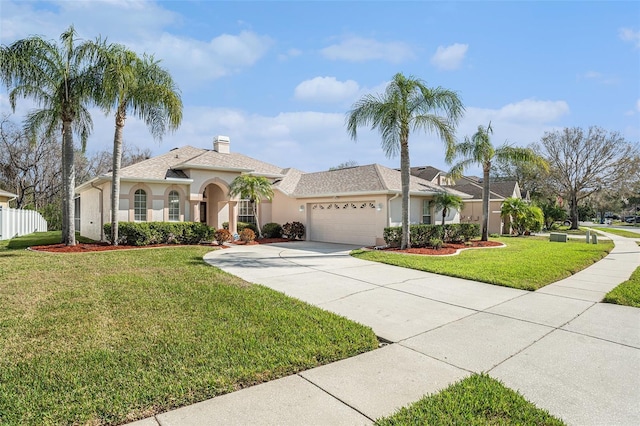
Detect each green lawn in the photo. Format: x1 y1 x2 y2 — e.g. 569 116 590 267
376 374 565 426
352 237 613 290
6 230 95 249
0 233 378 425
604 266 640 308
588 227 640 239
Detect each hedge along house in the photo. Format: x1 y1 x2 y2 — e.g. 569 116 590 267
76 136 471 246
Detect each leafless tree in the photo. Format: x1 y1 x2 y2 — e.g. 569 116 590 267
537 126 639 229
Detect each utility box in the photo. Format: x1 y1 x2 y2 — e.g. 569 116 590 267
591 234 598 244
550 232 568 242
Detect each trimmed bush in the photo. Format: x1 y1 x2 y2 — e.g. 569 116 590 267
383 223 480 247
237 221 259 234
104 222 213 246
239 228 256 242
262 222 283 238
429 237 443 250
282 221 305 240
214 228 233 244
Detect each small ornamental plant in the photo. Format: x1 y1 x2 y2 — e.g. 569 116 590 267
239 228 256 243
282 221 305 240
214 229 233 245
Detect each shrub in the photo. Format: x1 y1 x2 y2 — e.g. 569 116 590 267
239 228 255 242
429 237 443 250
214 228 233 244
383 223 480 247
262 222 283 238
222 222 229 230
383 227 403 247
282 221 305 240
104 222 213 246
459 223 480 241
237 221 259 234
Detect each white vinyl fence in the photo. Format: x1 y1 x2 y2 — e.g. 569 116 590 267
0 206 48 241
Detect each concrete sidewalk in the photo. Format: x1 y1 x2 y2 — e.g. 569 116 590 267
133 233 640 426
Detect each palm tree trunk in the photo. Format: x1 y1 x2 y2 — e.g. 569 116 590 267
253 201 263 238
400 132 410 249
62 120 76 246
481 165 490 241
61 133 68 242
442 208 446 226
110 109 125 245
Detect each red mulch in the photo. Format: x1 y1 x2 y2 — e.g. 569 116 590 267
30 238 297 253
376 240 504 256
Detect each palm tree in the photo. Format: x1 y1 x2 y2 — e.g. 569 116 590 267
228 175 274 238
500 197 528 234
1 26 101 245
95 44 182 245
346 72 464 249
433 192 464 226
447 123 546 241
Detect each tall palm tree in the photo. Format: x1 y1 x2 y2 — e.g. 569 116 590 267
95 44 182 244
1 26 101 245
228 175 274 238
346 72 464 249
447 123 546 241
433 192 464 226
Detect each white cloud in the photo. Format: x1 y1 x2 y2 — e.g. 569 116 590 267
294 77 360 103
619 27 640 48
133 31 273 86
430 43 468 70
492 99 570 123
321 37 415 63
636 99 640 112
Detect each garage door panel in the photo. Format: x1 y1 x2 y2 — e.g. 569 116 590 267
309 201 377 246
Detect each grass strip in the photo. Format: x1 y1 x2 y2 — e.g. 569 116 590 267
375 373 565 425
603 266 640 308
352 237 612 290
0 236 378 425
588 227 640 239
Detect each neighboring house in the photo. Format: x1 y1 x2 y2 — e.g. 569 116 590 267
410 166 524 235
0 189 17 209
76 136 470 246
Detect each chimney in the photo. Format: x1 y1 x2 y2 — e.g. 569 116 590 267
213 135 230 154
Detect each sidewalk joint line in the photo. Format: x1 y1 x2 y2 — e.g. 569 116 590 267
296 374 376 423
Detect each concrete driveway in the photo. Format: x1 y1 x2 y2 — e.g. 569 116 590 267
140 237 640 426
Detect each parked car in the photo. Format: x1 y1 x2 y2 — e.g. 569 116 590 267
625 216 640 223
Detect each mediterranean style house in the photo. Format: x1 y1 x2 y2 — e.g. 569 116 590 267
410 165 525 235
76 136 471 246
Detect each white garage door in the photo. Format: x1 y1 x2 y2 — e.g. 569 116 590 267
309 201 377 246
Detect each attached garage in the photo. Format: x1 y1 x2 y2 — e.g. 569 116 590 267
308 201 377 246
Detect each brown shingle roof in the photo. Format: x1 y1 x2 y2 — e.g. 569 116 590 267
177 150 284 176
117 146 205 180
290 164 470 198
409 165 445 182
449 180 518 200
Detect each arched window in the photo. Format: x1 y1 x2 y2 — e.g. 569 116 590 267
168 190 180 221
134 189 147 221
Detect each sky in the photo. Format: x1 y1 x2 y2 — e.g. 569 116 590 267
1 0 639 176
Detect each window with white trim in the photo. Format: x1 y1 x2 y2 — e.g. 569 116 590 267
422 199 432 224
134 189 147 221
168 190 180 221
238 199 255 224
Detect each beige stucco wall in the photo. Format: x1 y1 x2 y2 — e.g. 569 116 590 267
459 199 504 235
0 196 11 209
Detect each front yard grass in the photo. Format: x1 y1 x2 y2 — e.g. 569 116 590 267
375 374 565 425
0 237 378 425
352 237 613 290
604 266 640 308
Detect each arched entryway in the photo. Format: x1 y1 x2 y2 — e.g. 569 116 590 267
199 179 238 233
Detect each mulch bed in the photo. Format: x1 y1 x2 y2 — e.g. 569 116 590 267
30 238 297 253
374 240 504 256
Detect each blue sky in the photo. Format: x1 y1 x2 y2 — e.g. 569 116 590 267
1 1 639 175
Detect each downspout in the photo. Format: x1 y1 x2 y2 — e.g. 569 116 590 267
90 181 105 242
387 193 400 227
